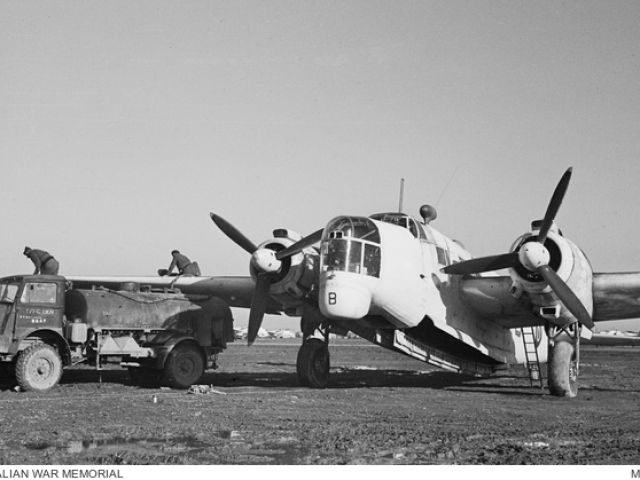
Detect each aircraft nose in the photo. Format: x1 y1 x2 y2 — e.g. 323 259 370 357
320 277 372 320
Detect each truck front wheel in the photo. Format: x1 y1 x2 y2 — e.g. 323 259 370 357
163 343 204 389
16 344 63 392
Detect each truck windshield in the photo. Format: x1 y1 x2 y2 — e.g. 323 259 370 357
20 282 57 304
0 283 18 304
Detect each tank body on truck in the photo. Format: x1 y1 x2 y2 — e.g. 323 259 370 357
0 275 234 392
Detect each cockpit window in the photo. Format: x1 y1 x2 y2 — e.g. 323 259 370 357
322 216 381 278
324 216 380 243
370 212 424 240
323 239 381 277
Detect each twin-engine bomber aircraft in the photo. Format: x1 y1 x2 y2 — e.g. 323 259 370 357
70 168 640 397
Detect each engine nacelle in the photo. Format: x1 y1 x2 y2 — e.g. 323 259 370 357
250 229 319 311
508 228 593 325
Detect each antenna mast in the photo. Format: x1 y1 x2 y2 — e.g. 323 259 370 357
398 178 405 213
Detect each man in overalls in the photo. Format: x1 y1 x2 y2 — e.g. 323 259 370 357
23 247 60 275
165 250 200 276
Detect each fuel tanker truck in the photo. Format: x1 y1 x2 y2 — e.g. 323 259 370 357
0 274 234 392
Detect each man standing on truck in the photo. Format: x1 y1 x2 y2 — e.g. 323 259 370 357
23 246 60 275
163 249 200 276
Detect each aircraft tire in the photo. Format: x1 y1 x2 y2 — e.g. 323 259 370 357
163 343 205 389
296 338 329 389
547 334 578 398
15 343 63 392
296 345 310 386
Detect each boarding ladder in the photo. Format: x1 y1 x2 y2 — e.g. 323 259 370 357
521 327 544 389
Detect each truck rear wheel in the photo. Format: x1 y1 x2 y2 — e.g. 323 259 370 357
16 344 63 392
163 343 204 389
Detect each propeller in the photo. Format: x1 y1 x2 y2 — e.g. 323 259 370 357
275 229 324 260
442 167 593 328
210 213 323 344
210 213 258 254
538 265 593 329
442 252 519 275
536 167 572 244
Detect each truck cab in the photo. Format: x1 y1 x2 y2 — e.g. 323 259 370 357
0 275 68 358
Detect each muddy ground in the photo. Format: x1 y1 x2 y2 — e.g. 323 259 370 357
1 339 640 465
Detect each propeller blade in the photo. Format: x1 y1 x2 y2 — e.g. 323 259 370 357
210 213 258 254
537 265 593 329
442 252 520 275
537 167 572 244
275 228 324 261
247 274 272 345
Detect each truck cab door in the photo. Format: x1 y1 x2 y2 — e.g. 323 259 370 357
13 281 64 340
0 283 19 352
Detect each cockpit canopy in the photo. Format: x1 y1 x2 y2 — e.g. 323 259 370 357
321 216 381 278
369 212 422 239
323 216 380 243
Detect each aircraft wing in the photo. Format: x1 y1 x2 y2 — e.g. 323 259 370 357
65 275 281 312
584 331 640 346
458 276 542 328
459 272 640 328
592 273 640 322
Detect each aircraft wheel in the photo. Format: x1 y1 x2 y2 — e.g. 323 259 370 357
547 334 578 398
163 343 205 389
296 338 329 389
15 343 63 392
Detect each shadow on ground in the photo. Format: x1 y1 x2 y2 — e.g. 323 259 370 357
0 363 543 396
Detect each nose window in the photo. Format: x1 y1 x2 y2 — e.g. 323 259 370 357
323 238 380 278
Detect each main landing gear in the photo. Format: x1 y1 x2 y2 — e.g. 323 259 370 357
546 322 580 398
296 318 330 388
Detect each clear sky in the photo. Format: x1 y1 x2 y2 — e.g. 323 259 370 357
2 1 640 329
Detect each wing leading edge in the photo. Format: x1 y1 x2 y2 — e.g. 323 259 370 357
458 272 640 328
592 272 640 322
458 276 541 329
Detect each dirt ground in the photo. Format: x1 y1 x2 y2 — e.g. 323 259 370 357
1 339 640 465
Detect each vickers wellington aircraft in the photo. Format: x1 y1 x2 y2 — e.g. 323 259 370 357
70 168 640 398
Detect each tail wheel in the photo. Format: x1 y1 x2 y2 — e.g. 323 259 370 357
296 338 329 389
163 343 205 389
15 343 63 392
547 332 578 397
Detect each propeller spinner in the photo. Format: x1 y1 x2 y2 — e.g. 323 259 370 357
210 213 323 344
442 168 593 329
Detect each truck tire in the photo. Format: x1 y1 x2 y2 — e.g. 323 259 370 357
163 343 204 389
15 344 63 392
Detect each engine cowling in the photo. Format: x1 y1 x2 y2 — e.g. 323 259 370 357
249 229 319 311
509 226 593 325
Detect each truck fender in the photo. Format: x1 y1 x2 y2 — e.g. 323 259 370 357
149 333 206 369
13 330 72 366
